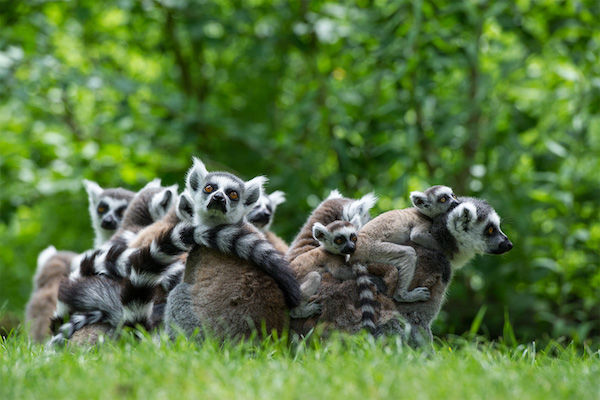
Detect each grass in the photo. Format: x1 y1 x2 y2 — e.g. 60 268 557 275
1 329 598 400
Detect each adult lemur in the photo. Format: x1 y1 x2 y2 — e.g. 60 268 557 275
164 159 301 340
292 196 512 344
24 180 135 342
50 180 179 344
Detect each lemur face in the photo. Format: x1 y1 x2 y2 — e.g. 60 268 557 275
411 185 460 218
84 180 135 245
246 191 285 230
313 220 358 256
185 157 265 225
447 197 513 255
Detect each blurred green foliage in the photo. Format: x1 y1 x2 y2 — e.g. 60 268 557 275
0 0 598 345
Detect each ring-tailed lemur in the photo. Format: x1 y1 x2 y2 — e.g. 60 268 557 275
293 196 513 344
52 158 302 344
246 190 289 254
286 190 377 263
83 180 136 248
164 158 301 340
351 185 460 303
25 181 135 343
50 180 179 344
291 220 379 335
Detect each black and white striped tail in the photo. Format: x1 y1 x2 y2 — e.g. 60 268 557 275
50 273 126 346
49 311 106 346
196 223 301 308
120 222 195 328
354 263 380 336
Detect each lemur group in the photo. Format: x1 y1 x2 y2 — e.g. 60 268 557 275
26 157 513 347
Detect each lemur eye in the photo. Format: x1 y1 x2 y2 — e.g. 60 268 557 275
228 191 239 201
439 196 447 203
204 185 214 194
350 234 357 243
115 206 126 218
452 193 458 200
97 204 107 214
334 237 344 245
487 226 495 235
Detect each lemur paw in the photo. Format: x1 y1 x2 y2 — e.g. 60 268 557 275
290 301 322 319
393 287 430 303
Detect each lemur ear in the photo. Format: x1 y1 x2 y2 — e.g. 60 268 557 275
312 222 328 242
150 185 178 221
268 190 286 207
410 191 428 208
350 214 363 230
449 202 477 232
83 179 103 203
326 189 343 200
186 157 209 194
343 192 377 227
176 191 195 222
142 178 162 190
244 176 267 206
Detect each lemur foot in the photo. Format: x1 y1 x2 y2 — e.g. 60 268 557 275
393 287 430 303
290 301 322 319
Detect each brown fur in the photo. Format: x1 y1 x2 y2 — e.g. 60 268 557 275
264 230 289 254
290 245 450 343
286 198 352 263
25 251 76 342
352 208 431 262
169 246 288 341
128 208 180 248
292 247 352 283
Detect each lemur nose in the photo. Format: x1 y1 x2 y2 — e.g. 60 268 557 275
101 216 117 230
213 192 225 202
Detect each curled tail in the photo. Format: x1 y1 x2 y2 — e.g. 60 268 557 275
198 223 301 308
120 222 195 328
49 311 106 346
353 263 380 336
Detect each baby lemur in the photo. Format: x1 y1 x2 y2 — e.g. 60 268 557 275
291 220 379 335
351 185 460 303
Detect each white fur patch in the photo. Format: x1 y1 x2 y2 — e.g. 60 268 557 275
216 225 243 252
235 235 261 259
55 301 70 318
130 269 161 286
122 303 152 325
326 189 343 200
150 241 177 265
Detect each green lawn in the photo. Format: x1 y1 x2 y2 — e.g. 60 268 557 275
1 331 598 400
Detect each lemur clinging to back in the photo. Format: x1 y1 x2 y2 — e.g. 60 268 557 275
296 196 513 344
350 185 460 303
246 190 289 254
286 189 377 263
25 180 135 343
291 219 380 335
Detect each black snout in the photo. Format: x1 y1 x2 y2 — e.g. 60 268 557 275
491 238 513 254
207 193 227 213
341 242 356 255
248 211 271 227
101 216 117 230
